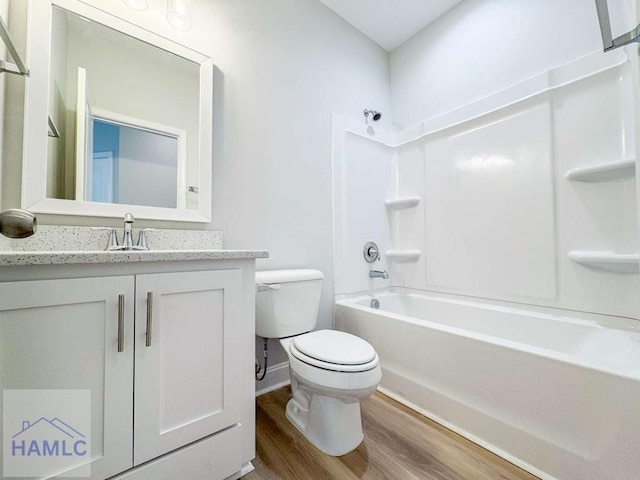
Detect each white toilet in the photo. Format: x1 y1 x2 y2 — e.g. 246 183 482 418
255 269 382 456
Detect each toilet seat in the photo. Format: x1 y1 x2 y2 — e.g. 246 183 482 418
290 330 379 372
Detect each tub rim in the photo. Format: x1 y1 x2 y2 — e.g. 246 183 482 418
335 287 640 382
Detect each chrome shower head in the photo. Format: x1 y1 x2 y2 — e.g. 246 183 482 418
364 109 381 123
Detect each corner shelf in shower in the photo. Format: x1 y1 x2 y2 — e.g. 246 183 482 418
568 251 640 273
385 250 421 262
565 158 636 182
385 197 420 210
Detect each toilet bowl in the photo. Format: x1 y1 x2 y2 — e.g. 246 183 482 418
255 269 381 456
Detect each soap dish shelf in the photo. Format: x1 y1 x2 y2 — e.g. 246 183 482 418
385 197 420 210
565 159 635 182
568 251 640 273
386 250 421 262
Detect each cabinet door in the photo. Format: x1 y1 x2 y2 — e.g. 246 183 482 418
134 270 242 465
0 276 134 480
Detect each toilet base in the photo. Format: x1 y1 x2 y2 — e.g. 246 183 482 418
285 391 364 456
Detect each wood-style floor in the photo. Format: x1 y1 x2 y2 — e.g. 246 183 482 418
246 387 538 480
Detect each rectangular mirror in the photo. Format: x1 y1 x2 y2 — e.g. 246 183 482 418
22 0 213 222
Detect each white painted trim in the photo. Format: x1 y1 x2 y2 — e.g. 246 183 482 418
22 0 51 210
222 462 255 480
92 109 188 143
23 196 210 222
91 107 189 210
255 362 291 396
197 58 214 222
239 462 255 477
22 0 213 223
75 66 88 202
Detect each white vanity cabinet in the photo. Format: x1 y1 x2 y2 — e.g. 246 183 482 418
0 256 260 480
0 276 135 480
133 270 242 465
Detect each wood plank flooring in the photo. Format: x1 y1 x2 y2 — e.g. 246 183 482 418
246 387 538 480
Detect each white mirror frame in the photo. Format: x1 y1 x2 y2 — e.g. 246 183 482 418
22 0 213 222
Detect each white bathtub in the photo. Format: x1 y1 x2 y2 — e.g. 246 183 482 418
335 290 640 480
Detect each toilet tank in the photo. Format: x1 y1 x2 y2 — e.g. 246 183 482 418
255 269 323 339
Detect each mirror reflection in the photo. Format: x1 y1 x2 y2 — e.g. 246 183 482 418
48 6 200 209
88 118 181 208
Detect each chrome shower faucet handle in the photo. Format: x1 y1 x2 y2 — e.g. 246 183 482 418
363 241 380 263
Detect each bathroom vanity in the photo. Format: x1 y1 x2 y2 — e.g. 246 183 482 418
1 0 268 476
0 247 267 480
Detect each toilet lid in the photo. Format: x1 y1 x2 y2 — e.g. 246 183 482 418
292 330 377 366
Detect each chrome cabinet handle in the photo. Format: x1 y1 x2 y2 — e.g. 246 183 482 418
117 294 125 353
146 292 153 347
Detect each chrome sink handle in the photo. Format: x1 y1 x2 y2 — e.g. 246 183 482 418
91 227 122 251
135 229 156 251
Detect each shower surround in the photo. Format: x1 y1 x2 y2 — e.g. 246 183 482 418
332 48 640 479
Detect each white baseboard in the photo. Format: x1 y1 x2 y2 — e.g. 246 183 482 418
255 362 290 396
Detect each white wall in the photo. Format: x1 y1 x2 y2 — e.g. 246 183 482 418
195 0 391 360
118 129 178 208
390 0 606 127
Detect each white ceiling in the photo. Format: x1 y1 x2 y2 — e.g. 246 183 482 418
318 0 464 52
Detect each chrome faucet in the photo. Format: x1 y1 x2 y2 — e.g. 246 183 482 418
369 270 389 279
121 213 152 251
95 213 150 251
122 213 135 250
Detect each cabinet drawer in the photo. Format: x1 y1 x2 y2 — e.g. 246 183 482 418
109 424 243 480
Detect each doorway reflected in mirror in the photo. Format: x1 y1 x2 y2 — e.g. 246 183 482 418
88 118 182 209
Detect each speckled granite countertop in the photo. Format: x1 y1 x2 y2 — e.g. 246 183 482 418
0 249 269 266
0 226 268 266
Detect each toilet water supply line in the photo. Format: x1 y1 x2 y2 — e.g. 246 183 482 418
255 338 269 381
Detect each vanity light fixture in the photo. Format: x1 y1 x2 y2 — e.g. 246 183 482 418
167 0 192 31
121 0 149 11
122 0 193 32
